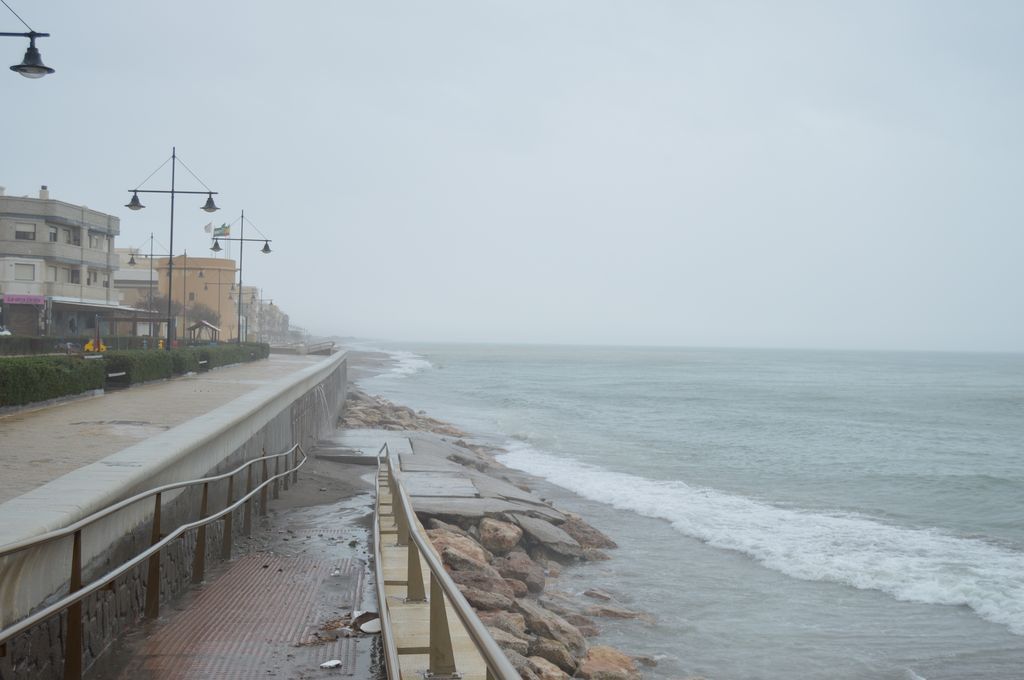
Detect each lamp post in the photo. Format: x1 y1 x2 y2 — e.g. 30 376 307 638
254 291 274 344
174 252 204 343
2 0 54 79
204 268 235 341
126 147 220 350
127 234 171 340
210 210 272 344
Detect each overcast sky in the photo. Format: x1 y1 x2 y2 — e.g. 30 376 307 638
3 1 1022 351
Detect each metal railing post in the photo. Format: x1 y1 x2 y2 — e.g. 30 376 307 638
260 454 269 517
64 530 83 680
243 465 254 537
282 452 290 491
273 456 280 499
292 446 299 485
222 475 234 560
428 572 458 677
191 482 209 583
406 539 426 602
395 492 409 547
145 493 162 619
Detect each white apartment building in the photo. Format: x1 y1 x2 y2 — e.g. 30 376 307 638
0 185 123 337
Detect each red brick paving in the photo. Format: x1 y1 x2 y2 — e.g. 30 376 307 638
116 554 363 679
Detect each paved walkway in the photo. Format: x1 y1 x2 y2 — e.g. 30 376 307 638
86 452 381 680
0 355 322 505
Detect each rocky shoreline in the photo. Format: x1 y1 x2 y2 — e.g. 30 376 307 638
343 389 652 680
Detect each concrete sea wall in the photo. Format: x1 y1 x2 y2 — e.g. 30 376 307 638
0 352 347 679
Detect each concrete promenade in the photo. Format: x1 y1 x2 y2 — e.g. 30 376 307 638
0 355 323 505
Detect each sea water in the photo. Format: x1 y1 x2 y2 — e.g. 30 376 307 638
354 343 1024 680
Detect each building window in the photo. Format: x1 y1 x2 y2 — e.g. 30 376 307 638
189 292 196 301
63 229 73 244
15 223 36 240
14 263 35 281
66 268 80 284
49 226 58 242
47 266 57 282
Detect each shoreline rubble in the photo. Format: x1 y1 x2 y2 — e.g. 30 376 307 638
343 389 651 680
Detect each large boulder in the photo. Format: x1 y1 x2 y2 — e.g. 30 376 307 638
583 588 614 601
487 626 529 656
479 517 523 554
583 603 653 622
538 590 583 617
502 649 541 680
528 656 571 680
511 514 582 558
441 546 503 580
427 528 492 565
561 515 618 549
515 599 587 657
427 518 475 539
477 610 528 638
563 613 600 638
458 585 514 611
576 646 641 680
450 570 515 600
493 551 545 593
528 637 578 675
505 578 529 598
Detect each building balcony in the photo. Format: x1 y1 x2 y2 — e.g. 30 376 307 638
0 239 117 268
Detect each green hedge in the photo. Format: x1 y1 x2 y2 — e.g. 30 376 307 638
103 350 176 384
0 356 106 407
0 342 271 404
104 343 269 385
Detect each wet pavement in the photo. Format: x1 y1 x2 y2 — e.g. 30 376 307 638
0 355 324 505
86 456 386 680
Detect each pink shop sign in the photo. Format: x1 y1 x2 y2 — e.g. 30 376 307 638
3 294 46 305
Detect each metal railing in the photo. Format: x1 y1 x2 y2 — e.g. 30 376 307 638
0 444 307 680
375 443 519 680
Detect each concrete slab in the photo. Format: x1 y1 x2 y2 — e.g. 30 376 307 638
404 473 479 498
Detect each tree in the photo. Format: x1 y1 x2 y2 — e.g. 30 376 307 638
142 295 181 317
187 302 220 326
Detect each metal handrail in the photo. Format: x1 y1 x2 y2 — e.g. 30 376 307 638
0 444 307 664
0 446 302 559
379 444 519 680
373 445 402 680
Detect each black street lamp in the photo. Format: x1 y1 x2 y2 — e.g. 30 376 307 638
3 30 53 77
2 0 54 79
209 209 272 344
126 147 220 350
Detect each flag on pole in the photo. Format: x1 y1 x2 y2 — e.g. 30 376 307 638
203 222 213 233
213 224 231 237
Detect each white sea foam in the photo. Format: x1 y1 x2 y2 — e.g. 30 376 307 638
383 350 432 377
348 342 433 379
497 441 1024 636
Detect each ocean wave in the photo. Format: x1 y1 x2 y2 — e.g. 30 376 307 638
384 350 432 377
497 441 1024 636
349 343 433 379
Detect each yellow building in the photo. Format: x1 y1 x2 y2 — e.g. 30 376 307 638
117 252 239 341
158 255 238 340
